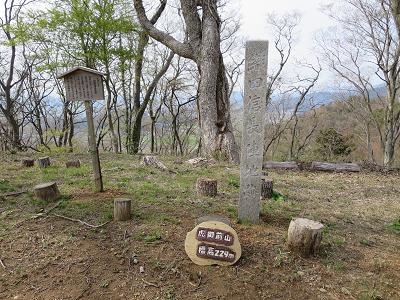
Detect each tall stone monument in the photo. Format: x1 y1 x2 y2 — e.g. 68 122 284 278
238 41 268 223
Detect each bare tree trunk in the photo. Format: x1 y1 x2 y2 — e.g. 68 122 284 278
67 109 74 152
364 123 375 163
130 1 167 154
384 129 395 166
133 0 239 163
288 116 299 160
105 79 119 153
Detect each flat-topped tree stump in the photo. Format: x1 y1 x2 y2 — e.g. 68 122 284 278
114 198 131 221
197 178 217 197
287 218 324 257
34 182 61 202
38 157 51 168
21 158 34 167
261 177 273 199
66 160 81 168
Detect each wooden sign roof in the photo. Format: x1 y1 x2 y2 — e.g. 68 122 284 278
56 66 105 79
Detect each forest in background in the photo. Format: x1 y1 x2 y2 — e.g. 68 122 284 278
1 0 400 167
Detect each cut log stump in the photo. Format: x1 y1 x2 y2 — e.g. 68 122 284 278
261 177 273 199
21 158 34 167
196 178 217 197
287 218 324 257
66 160 81 168
38 157 51 168
34 182 61 202
114 198 131 221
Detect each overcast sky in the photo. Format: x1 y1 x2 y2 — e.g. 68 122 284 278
237 0 335 87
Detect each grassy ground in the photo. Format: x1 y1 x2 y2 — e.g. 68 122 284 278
0 153 399 300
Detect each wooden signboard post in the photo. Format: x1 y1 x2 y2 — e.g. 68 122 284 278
57 67 105 192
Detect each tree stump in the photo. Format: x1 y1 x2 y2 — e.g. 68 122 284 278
66 160 81 168
287 218 324 257
21 158 34 167
114 198 131 221
261 177 273 199
34 182 61 202
38 157 51 168
196 178 217 197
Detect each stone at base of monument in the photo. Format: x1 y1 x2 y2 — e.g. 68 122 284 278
261 177 273 199
196 215 231 226
38 157 51 168
21 158 34 167
66 160 81 168
34 182 61 202
287 218 324 257
114 198 131 221
185 221 241 266
196 178 217 197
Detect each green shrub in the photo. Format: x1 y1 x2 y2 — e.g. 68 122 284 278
314 127 354 161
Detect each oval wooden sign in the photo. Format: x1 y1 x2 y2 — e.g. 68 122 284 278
184 221 241 266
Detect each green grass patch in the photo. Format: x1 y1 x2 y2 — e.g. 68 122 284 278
144 232 162 243
272 190 286 202
225 205 238 219
135 230 162 243
227 175 240 189
261 199 301 225
0 179 15 193
389 219 400 233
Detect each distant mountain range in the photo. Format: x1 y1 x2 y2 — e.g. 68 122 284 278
230 84 387 110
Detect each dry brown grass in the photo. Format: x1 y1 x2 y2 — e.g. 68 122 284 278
0 153 399 299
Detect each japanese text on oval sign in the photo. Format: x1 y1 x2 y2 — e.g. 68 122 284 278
196 227 234 246
197 244 236 262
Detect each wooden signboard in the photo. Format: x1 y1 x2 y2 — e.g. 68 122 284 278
58 67 105 102
185 221 241 266
57 67 105 192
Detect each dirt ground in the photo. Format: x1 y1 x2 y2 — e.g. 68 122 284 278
0 153 399 300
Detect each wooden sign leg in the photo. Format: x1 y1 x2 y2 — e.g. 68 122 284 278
84 101 104 192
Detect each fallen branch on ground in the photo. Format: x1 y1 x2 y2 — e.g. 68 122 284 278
1 190 28 197
32 199 65 219
0 258 6 269
51 213 111 228
141 278 159 288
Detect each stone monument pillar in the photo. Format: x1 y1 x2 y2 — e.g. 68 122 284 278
238 41 268 223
